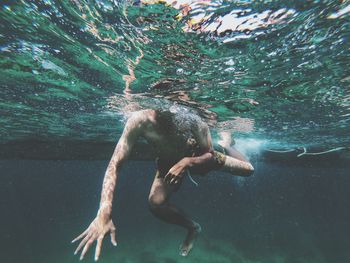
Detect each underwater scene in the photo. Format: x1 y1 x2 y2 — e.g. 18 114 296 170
1 0 350 262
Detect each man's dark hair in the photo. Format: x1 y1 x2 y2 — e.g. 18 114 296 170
155 110 175 135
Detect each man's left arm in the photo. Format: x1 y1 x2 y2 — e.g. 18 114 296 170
192 122 254 177
164 122 214 184
165 122 254 184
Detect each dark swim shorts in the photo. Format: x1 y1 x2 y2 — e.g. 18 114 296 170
154 158 183 191
155 158 177 179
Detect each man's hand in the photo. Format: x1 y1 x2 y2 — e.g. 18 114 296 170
164 157 190 185
72 213 117 261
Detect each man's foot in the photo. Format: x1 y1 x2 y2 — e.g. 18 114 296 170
179 223 201 257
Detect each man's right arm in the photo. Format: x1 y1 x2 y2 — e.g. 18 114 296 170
98 111 145 216
72 110 149 261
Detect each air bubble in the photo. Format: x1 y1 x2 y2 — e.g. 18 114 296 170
176 68 184 75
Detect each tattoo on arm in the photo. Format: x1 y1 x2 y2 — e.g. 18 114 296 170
98 112 147 215
220 155 254 176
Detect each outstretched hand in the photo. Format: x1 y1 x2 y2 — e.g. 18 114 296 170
164 157 190 185
72 215 117 261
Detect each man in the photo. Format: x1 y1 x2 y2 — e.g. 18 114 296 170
72 109 254 260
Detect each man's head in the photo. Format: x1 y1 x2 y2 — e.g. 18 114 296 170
155 110 175 135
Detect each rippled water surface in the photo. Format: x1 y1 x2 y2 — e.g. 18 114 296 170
1 0 349 149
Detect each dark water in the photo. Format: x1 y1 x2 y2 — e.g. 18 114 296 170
1 159 350 263
1 1 350 262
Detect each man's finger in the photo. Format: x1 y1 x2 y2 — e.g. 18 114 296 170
164 174 169 182
175 178 182 185
164 174 172 184
170 177 177 185
94 237 103 261
110 229 117 246
80 236 95 260
74 233 91 255
72 229 88 243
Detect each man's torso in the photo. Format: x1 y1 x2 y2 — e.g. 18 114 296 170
141 109 205 161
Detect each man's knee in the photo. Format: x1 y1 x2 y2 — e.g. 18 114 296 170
148 194 166 209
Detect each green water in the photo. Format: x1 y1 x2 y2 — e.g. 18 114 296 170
1 0 349 148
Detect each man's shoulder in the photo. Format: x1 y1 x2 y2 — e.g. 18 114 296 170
129 109 156 124
131 109 154 116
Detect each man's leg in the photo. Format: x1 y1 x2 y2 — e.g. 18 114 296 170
221 144 249 162
148 176 201 256
217 131 248 160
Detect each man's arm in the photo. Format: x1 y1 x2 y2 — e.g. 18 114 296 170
72 111 148 261
166 122 254 184
192 122 254 176
164 121 213 184
98 111 146 216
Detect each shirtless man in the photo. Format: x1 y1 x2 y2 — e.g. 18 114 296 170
72 109 254 260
